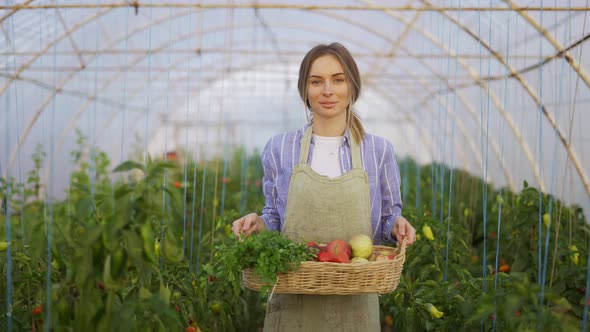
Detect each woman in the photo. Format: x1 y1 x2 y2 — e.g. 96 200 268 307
231 43 416 331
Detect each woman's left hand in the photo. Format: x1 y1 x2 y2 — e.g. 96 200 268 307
391 216 416 245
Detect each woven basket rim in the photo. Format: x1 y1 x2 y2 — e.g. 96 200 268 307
242 238 407 295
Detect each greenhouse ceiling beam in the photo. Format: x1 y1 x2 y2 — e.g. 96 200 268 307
0 48 550 60
413 0 545 192
435 0 590 200
486 32 590 81
7 6 183 172
504 0 590 200
504 0 590 91
8 5 544 191
0 8 113 98
131 53 443 171
0 72 145 110
55 7 86 68
304 7 511 189
33 9 505 189
392 57 516 190
356 1 483 180
0 0 34 24
359 0 514 189
26 13 444 181
1 3 588 12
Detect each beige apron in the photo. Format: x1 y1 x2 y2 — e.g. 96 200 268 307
264 127 380 332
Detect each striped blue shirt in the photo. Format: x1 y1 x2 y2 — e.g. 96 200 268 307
259 125 402 245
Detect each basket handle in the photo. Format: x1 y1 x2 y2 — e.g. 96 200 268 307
267 276 279 303
398 237 408 256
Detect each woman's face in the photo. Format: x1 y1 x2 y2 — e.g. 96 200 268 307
306 55 350 123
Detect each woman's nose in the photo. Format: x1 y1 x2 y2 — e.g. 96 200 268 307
322 82 333 95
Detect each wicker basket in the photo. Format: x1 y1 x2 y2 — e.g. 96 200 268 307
242 239 407 295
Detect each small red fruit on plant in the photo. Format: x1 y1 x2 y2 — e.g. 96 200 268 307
489 314 495 320
186 327 196 332
383 315 393 326
175 304 181 312
515 310 521 318
32 304 42 315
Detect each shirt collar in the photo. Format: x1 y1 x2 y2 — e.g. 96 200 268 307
304 124 351 146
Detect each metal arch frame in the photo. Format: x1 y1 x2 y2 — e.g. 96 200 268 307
110 31 445 168
0 7 113 96
6 6 187 170
5 7 116 171
120 42 480 178
1 3 587 11
356 0 513 188
419 0 589 198
319 8 515 185
0 0 34 24
27 16 454 182
504 0 590 90
20 7 510 189
371 3 546 191
503 0 590 200
4 3 586 195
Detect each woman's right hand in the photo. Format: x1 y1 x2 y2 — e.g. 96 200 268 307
231 213 265 240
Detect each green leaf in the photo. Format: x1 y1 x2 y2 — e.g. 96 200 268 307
113 160 144 173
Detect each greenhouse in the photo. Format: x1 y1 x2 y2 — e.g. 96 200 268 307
1 1 589 331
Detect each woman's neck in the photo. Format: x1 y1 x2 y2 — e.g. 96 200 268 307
312 118 347 137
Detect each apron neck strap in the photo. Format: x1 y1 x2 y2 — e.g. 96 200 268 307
299 126 363 169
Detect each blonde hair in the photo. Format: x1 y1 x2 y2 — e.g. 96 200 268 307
297 43 366 143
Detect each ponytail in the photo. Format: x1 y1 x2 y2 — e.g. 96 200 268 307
348 110 365 144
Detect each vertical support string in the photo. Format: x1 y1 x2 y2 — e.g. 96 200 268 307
476 0 489 299
493 9 512 332
210 1 234 264
181 5 195 256
537 0 545 290
540 0 570 318
188 1 209 274
44 3 60 330
578 1 590 330
90 0 102 205
430 7 440 218
159 3 175 269
240 148 249 214
3 61 14 332
439 0 455 225
144 0 154 164
120 3 130 165
8 1 26 248
195 97 211 275
444 0 460 283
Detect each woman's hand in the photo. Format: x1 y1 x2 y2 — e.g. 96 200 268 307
231 213 265 240
391 216 416 245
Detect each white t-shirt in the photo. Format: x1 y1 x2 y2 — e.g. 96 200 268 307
310 134 344 178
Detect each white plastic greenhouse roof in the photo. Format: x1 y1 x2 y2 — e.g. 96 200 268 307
1 1 589 214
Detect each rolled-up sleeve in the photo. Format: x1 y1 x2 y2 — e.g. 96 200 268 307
380 141 403 243
260 137 281 231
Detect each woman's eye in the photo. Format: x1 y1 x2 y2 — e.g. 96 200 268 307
335 78 345 83
310 80 321 85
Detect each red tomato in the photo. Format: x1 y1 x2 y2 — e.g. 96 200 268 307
32 304 42 315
